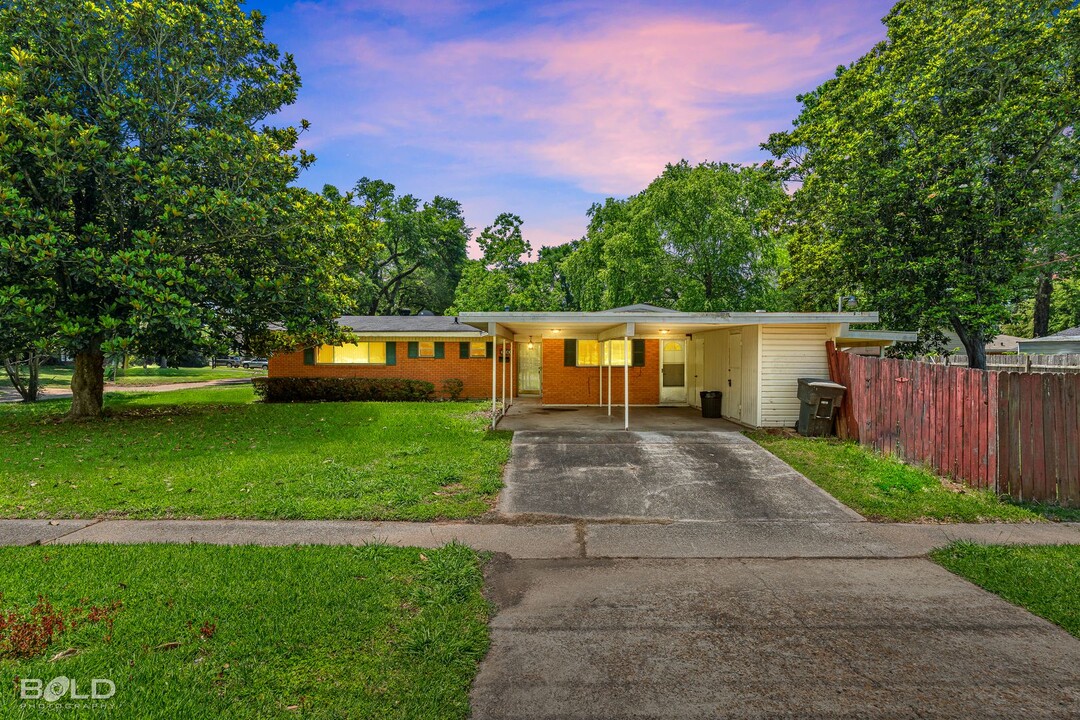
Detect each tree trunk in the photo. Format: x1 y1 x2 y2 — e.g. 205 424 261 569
1033 271 1053 338
69 345 105 419
3 351 41 402
951 319 987 370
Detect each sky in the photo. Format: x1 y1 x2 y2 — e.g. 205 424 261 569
250 0 897 255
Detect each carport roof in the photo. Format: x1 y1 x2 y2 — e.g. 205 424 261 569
459 309 881 338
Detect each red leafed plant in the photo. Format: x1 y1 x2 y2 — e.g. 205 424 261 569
0 593 123 659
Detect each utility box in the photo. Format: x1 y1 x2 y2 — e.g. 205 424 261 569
796 378 846 437
699 390 723 419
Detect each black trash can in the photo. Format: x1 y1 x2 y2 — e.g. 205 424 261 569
796 378 846 436
700 390 723 419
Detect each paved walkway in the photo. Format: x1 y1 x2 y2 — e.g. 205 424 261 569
0 377 252 403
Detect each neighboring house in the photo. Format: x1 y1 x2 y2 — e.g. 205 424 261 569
271 304 913 429
1017 326 1080 355
941 332 1024 355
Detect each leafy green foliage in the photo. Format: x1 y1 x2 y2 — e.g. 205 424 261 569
0 543 491 718
0 387 511 520
765 0 1079 367
563 161 790 311
347 178 469 315
0 0 371 416
932 543 1080 638
252 376 436 402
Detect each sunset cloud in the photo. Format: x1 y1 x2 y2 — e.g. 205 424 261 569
259 0 893 246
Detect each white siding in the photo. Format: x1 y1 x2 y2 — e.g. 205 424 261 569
759 324 832 427
694 327 759 426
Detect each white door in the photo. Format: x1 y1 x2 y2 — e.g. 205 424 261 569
517 342 541 394
659 339 687 404
726 332 742 418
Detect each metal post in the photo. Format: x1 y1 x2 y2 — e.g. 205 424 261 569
500 337 506 413
598 341 603 406
623 335 629 430
491 334 497 430
607 341 612 416
509 340 514 407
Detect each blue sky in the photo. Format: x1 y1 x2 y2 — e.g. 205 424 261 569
249 0 896 254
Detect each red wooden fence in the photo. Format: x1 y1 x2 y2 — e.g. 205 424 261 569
826 346 1079 507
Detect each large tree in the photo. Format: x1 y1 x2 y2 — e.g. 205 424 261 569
0 0 363 417
562 162 789 312
349 178 469 316
765 0 1078 368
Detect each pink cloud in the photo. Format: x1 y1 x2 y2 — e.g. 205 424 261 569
291 9 879 195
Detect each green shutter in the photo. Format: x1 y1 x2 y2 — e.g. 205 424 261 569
486 341 493 358
460 341 470 359
564 339 577 366
434 342 445 359
385 342 396 366
408 342 419 359
303 347 315 365
632 339 646 367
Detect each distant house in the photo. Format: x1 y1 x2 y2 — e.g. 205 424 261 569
269 305 912 429
941 332 1024 355
1017 326 1080 355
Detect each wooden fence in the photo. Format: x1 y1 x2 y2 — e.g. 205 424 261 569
919 354 1080 372
826 344 1079 507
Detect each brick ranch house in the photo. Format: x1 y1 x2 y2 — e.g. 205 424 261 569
269 304 913 429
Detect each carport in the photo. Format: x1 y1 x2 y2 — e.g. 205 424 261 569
459 305 907 431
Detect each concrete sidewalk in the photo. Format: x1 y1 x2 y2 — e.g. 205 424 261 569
3 518 1078 558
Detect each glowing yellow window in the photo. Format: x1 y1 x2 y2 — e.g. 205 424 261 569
335 343 369 364
469 341 488 358
316 345 335 363
418 341 436 358
602 340 626 366
576 340 599 366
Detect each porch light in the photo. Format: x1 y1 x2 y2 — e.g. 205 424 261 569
527 336 534 350
660 329 669 335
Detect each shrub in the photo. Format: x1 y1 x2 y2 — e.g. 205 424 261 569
252 377 435 403
442 378 465 400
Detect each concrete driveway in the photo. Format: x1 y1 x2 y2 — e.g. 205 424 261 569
499 429 862 522
472 557 1080 719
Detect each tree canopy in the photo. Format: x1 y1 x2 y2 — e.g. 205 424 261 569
764 0 1079 367
0 0 369 415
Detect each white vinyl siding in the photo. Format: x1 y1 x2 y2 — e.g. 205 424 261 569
759 324 832 427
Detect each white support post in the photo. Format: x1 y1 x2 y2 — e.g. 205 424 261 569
598 341 603 406
491 335 498 430
623 335 629 430
509 340 514 407
607 342 612 416
500 337 506 413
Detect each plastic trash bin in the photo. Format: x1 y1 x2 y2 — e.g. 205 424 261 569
796 378 846 436
700 390 723 419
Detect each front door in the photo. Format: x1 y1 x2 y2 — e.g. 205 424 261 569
517 342 541 394
659 339 687 404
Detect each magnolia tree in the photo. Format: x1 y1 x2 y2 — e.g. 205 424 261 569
0 0 366 417
765 0 1078 369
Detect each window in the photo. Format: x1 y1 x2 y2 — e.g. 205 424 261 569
417 341 436 358
316 342 387 364
576 339 600 366
602 340 627 367
469 341 488 358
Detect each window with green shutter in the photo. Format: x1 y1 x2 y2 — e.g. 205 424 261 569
385 342 396 365
563 339 577 366
632 339 646 367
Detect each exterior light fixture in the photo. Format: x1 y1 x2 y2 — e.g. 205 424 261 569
527 336 534 350
660 329 669 335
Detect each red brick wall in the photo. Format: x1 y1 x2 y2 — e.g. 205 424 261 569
269 340 516 400
541 339 660 405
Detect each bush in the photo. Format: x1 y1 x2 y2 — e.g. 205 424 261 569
442 378 465 400
252 377 435 403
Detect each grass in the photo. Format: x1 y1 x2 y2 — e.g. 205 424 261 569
746 431 1080 523
1 365 263 392
932 542 1080 638
0 543 491 718
0 386 511 520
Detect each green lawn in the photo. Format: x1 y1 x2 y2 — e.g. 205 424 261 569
746 432 1080 523
0 387 511 520
932 543 1080 638
1 365 263 391
0 543 490 718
